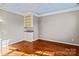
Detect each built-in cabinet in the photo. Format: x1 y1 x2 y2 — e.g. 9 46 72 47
24 16 33 28
24 15 38 42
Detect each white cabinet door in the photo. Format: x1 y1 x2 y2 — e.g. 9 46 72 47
24 32 33 42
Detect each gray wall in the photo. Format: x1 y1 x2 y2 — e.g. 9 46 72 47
39 10 79 44
0 9 79 45
0 9 24 45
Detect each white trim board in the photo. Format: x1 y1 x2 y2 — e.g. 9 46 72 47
8 39 25 45
6 38 79 46
38 7 79 17
38 38 79 46
3 39 33 46
1 6 79 17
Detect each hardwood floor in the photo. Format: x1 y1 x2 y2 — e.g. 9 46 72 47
33 39 79 56
3 39 79 56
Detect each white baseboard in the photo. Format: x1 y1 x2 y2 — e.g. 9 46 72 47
8 39 25 45
38 38 79 46
7 38 79 46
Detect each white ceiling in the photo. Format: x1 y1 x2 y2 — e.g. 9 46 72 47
0 3 78 16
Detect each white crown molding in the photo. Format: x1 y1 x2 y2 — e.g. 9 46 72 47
38 6 79 17
0 7 33 16
0 6 79 17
